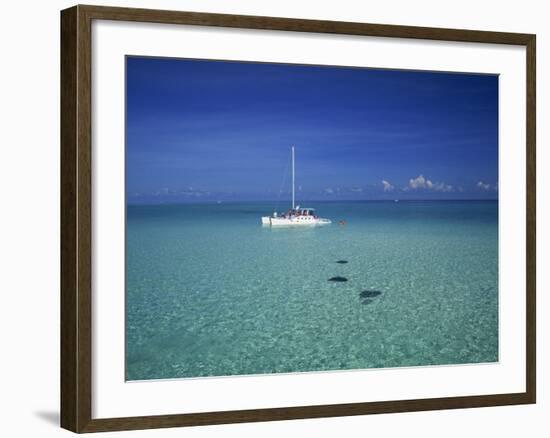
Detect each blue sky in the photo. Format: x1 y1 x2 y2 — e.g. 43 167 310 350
126 56 498 203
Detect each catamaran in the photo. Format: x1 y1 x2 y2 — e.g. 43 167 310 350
261 147 331 227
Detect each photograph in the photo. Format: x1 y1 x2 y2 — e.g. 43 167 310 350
125 56 499 381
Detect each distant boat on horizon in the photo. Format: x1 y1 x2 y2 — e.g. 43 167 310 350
261 146 331 227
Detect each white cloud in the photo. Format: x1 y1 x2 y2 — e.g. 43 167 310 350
477 181 491 191
407 174 453 192
324 187 334 194
409 174 429 189
382 180 394 192
151 186 211 197
433 182 453 192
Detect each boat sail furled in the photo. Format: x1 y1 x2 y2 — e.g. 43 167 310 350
261 146 331 227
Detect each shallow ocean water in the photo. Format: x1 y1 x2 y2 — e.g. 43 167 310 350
126 200 498 380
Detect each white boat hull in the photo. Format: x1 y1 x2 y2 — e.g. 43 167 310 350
262 216 331 227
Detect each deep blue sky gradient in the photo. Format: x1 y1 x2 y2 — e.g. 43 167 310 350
126 56 498 202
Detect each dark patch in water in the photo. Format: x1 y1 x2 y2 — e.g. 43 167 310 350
359 290 382 298
328 276 348 282
361 299 374 305
336 260 348 264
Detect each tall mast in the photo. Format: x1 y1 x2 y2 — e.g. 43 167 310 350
291 146 295 209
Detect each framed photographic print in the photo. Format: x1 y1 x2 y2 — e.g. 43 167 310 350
60 4 536 433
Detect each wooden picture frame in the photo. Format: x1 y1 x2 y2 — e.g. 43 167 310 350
61 4 536 433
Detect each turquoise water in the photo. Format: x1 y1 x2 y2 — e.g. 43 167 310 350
126 201 498 381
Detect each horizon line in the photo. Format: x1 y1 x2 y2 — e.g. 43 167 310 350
127 198 499 206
